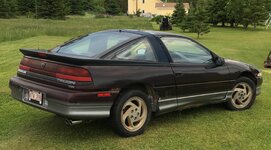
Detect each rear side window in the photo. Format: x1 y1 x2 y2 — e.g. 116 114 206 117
57 32 140 58
112 39 157 62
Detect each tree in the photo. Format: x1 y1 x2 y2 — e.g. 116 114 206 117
182 0 210 38
250 0 267 30
240 0 267 29
189 0 198 8
104 0 121 15
180 12 193 32
85 0 106 13
225 0 244 27
68 0 84 15
265 0 271 12
0 0 17 18
172 0 186 25
118 0 128 13
207 0 228 26
38 0 69 19
17 0 36 16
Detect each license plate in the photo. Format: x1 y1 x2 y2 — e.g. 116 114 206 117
26 89 43 105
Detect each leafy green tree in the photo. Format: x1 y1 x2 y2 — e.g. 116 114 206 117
82 0 93 12
180 12 194 32
207 0 228 26
38 0 69 19
241 1 252 29
192 10 210 38
118 0 128 13
264 0 271 12
182 0 210 38
0 0 17 18
240 0 267 29
104 0 121 15
225 0 243 27
189 0 198 8
250 0 267 30
68 0 84 15
17 0 36 16
86 0 105 13
172 0 186 25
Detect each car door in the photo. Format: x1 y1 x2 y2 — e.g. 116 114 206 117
104 37 177 112
161 36 234 106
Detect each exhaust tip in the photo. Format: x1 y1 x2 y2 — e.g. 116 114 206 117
65 119 83 126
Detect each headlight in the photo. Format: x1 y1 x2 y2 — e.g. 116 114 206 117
256 72 262 77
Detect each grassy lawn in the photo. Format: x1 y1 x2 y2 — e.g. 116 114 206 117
1 16 271 149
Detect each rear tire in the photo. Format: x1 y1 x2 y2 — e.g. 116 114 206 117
110 90 152 137
225 77 256 111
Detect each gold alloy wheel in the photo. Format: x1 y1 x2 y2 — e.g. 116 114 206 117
121 96 148 132
231 82 253 109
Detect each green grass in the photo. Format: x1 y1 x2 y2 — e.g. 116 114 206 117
1 16 271 150
0 16 152 42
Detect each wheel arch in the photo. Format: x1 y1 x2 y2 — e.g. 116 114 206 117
114 83 159 112
239 71 257 85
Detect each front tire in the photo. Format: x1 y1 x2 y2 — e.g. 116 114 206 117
225 77 256 110
111 90 151 137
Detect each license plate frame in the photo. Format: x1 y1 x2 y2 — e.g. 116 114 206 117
24 89 43 105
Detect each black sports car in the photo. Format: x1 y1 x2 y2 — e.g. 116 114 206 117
10 30 263 137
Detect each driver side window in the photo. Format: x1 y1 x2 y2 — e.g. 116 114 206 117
161 37 213 64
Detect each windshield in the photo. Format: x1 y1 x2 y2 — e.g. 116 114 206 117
57 31 140 58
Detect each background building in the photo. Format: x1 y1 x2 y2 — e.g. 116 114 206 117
128 0 190 16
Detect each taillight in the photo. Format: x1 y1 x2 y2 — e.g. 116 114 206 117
19 65 30 71
56 66 92 82
19 58 92 82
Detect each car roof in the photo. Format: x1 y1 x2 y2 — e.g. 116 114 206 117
104 29 187 38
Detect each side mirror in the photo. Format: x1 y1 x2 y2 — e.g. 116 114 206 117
215 56 225 66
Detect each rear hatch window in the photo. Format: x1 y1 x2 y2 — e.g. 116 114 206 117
56 31 140 58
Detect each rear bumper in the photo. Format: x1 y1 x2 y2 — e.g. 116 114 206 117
9 76 118 119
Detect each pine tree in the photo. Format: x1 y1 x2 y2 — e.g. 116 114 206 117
17 0 36 16
172 0 186 25
83 0 105 13
118 0 128 13
250 0 267 30
82 0 94 12
104 0 121 15
39 0 69 19
265 0 271 12
183 0 210 38
68 0 84 15
242 6 252 29
180 12 193 32
225 0 244 27
207 0 228 26
0 0 17 18
240 0 267 29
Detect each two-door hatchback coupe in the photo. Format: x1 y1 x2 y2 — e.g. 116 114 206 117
10 30 262 136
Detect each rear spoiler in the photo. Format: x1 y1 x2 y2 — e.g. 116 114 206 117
20 48 95 65
20 49 158 66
